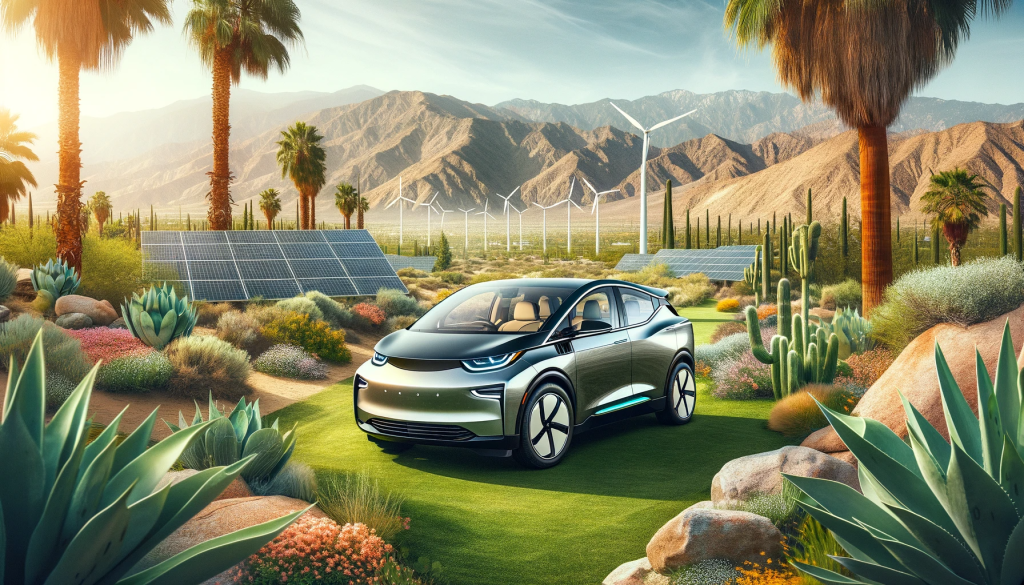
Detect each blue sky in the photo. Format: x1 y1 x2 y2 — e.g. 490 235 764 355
2 0 1023 128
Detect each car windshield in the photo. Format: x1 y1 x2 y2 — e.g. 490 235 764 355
411 283 579 333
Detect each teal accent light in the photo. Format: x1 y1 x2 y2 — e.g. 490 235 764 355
595 396 650 416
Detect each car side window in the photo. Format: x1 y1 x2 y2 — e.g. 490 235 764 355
569 288 616 332
619 289 656 326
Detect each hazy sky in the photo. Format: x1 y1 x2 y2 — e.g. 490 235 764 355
3 0 1023 129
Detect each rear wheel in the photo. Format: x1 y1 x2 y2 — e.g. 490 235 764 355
657 361 696 425
513 383 573 469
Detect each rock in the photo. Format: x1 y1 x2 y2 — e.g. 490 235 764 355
0 305 9 323
602 558 671 585
54 294 119 325
108 317 127 329
13 268 34 299
810 307 835 322
711 446 859 506
646 503 783 572
802 304 1024 458
157 469 253 500
54 313 93 330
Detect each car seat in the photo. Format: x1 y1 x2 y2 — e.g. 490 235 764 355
498 301 542 332
538 296 561 320
624 299 640 324
572 299 603 329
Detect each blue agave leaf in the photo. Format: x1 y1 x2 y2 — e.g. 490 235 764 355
977 350 1004 477
887 506 984 584
936 344 983 466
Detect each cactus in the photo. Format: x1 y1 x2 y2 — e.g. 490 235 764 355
790 322 1024 585
0 331 306 585
1014 186 1022 262
1000 203 1008 256
840 196 848 257
685 208 691 249
29 258 80 300
913 225 920 264
761 230 771 302
663 180 674 249
167 394 297 484
122 282 198 350
744 246 763 306
805 187 812 225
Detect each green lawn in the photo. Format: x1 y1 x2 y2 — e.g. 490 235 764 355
680 298 737 346
276 300 782 585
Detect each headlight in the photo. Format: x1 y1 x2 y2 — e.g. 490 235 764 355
461 351 523 372
371 351 388 366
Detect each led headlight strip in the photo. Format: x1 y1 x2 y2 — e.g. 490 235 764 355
461 351 524 372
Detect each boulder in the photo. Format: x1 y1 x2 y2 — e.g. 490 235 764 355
711 446 859 506
0 305 9 324
802 304 1024 457
54 294 119 325
603 558 671 585
157 469 253 500
13 268 34 299
647 503 783 572
108 317 127 329
55 312 93 330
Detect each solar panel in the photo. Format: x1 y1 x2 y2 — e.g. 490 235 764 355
614 254 656 272
385 255 437 273
652 246 759 282
141 230 406 301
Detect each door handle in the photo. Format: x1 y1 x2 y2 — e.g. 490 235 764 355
613 338 628 345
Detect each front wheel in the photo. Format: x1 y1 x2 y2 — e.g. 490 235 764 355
513 383 574 469
657 361 696 425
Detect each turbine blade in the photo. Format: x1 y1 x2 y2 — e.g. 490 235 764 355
581 176 598 195
610 102 646 132
509 185 521 198
599 189 620 195
532 202 544 209
649 108 698 131
385 198 398 209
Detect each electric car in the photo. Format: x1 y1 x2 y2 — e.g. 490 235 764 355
353 278 695 468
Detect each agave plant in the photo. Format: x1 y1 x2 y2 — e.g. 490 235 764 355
122 282 197 350
30 258 80 299
787 321 1024 585
167 394 297 484
822 307 874 360
0 331 307 584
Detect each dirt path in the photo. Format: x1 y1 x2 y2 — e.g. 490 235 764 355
2 330 378 440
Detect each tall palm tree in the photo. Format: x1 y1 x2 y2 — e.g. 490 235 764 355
0 108 37 224
2 0 171 270
724 0 1009 315
184 0 303 231
259 188 282 228
89 190 112 235
334 182 358 229
921 168 990 267
276 122 325 229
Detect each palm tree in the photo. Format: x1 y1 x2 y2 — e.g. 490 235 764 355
334 182 358 229
724 0 1009 315
356 195 369 229
0 108 37 224
921 168 990 267
2 0 171 270
276 122 326 229
259 188 282 229
89 191 112 235
183 0 303 231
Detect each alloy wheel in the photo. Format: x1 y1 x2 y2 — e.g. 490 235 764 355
671 367 696 420
529 393 570 459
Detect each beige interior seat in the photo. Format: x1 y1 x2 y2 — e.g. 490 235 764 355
538 296 561 320
624 300 640 323
572 300 602 329
498 301 542 332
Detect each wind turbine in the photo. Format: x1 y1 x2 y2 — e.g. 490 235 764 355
475 199 496 252
384 175 417 251
458 206 476 253
582 177 620 255
435 202 453 232
420 191 439 248
532 199 566 255
610 103 697 254
498 186 521 252
508 203 527 250
561 177 582 256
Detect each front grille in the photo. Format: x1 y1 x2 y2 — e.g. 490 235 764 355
368 419 476 441
387 358 462 372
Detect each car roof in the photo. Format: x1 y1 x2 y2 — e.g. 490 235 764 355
475 278 669 299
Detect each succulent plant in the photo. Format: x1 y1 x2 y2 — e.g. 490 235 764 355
823 307 874 360
788 321 1024 585
30 257 80 299
0 330 307 585
167 394 297 483
744 244 763 306
122 282 197 350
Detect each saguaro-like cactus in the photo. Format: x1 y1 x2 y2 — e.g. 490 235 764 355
685 208 691 249
1014 186 1022 262
1000 203 1008 256
761 230 771 302
744 246 763 306
663 180 674 249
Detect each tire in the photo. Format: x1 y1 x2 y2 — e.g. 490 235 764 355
657 361 696 425
512 383 574 469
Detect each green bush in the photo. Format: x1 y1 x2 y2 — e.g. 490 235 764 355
396 267 428 278
0 224 55 268
376 288 424 317
0 256 17 300
165 335 252 400
0 314 91 380
870 256 1024 351
79 234 145 308
276 296 325 322
318 472 407 541
249 461 317 503
263 312 351 363
96 351 175 393
668 274 716 308
385 315 418 332
468 271 519 284
819 279 861 311
45 370 77 409
694 332 749 373
435 271 465 285
304 290 356 329
245 304 292 328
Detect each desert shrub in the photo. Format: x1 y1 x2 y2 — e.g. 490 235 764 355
785 515 851 583
376 288 424 318
667 274 716 308
229 515 393 585
79 235 145 308
756 304 778 320
435 288 454 303
245 304 291 328
0 314 91 380
385 315 418 332
435 271 465 285
732 279 754 296
194 301 234 327
263 312 351 363
0 225 55 268
318 473 408 542
248 461 317 502
96 351 174 393
871 256 1024 351
45 371 77 410
670 559 741 585
0 256 17 300
694 332 749 374
835 347 896 388
396 267 428 278
709 320 748 344
165 335 252 400
768 384 859 437
725 481 802 527
352 302 386 327
304 290 357 329
619 263 675 287
716 298 740 313
819 279 861 311
216 310 273 357
712 349 774 399
66 327 151 363
253 344 328 380
276 296 326 322
469 271 519 284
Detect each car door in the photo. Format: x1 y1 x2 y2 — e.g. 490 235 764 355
619 287 677 397
564 287 632 420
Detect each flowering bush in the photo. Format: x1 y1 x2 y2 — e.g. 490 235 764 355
712 344 774 400
263 313 351 363
756 304 778 320
96 352 174 393
767 384 860 438
694 361 712 379
732 560 801 584
834 347 896 389
352 303 386 327
375 288 424 318
434 289 454 303
232 516 393 585
716 298 741 312
694 332 749 374
253 344 328 380
66 327 151 364
710 320 748 344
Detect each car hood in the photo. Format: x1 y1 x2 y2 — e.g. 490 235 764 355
374 329 546 360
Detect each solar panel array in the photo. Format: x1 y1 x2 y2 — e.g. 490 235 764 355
614 254 656 272
141 230 407 301
652 246 759 281
385 255 438 273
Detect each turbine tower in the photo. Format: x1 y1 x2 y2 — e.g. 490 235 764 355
509 203 527 250
532 199 566 255
384 175 417 251
610 103 697 254
582 177 620 255
498 186 521 252
420 191 439 248
458 206 476 253
435 202 453 232
475 199 496 252
561 178 582 256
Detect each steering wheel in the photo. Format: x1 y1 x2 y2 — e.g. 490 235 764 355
466 320 498 331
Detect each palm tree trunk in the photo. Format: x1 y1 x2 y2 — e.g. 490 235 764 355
310 194 316 228
56 46 83 272
299 191 310 229
208 48 233 230
950 242 962 266
344 213 351 229
264 211 274 230
858 125 893 316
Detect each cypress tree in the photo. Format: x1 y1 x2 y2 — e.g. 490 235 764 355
1014 186 1022 262
728 214 732 245
685 208 691 249
27 192 33 230
296 200 300 230
435 232 452 270
840 197 848 257
695 218 700 249
705 209 710 245
913 225 919 264
716 215 721 248
1000 203 1008 256
932 224 941 264
772 211 776 234
806 188 812 225
738 219 743 245
663 180 674 249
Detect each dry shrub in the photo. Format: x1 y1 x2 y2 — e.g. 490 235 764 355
768 384 859 438
836 347 896 388
195 301 234 327
435 288 454 303
216 310 273 357
819 279 861 311
757 304 779 320
711 320 748 343
716 298 741 313
318 473 408 542
165 335 252 401
667 274 716 308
